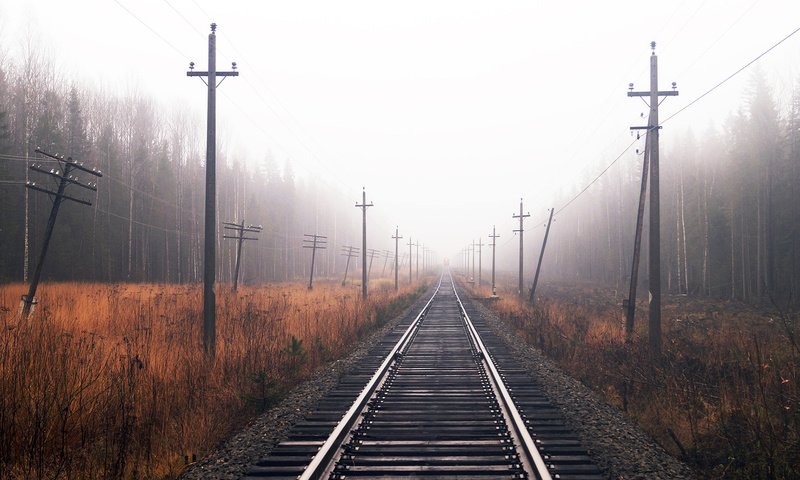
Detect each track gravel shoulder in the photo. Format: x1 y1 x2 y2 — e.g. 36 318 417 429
179 282 697 480
467 294 698 480
178 288 432 480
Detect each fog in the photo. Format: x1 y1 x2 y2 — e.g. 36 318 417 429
3 0 800 270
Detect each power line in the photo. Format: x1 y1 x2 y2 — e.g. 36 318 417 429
185 2 356 191
113 0 190 60
162 0 206 38
554 138 639 217
673 0 763 82
538 25 800 227
663 24 800 125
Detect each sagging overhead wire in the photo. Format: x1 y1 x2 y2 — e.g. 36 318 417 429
543 23 800 229
663 24 800 125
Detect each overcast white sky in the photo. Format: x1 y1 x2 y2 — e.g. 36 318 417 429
2 0 800 261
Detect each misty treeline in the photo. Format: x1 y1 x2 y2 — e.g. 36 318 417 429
0 48 360 285
544 70 800 307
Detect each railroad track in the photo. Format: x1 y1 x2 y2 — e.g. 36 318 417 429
246 272 602 479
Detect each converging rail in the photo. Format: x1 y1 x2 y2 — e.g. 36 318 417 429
246 272 603 479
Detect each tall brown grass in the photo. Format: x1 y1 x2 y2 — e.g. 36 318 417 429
0 279 426 479
466 276 800 479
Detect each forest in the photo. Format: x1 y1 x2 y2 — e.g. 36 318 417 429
2 44 800 313
541 69 800 309
0 47 364 287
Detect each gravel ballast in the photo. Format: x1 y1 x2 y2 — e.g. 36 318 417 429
178 289 432 480
467 295 697 480
180 283 697 480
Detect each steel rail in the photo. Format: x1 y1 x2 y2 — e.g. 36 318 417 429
452 279 554 480
297 274 443 480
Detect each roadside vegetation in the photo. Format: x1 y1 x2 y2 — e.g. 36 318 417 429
0 279 427 479
468 278 799 479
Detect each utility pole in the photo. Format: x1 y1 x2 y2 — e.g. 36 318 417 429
187 23 239 359
512 198 530 298
21 148 102 317
628 41 678 356
381 249 391 277
303 234 327 289
476 238 485 286
341 245 359 286
624 121 652 342
470 240 476 282
223 220 262 291
529 208 554 304
416 241 421 280
490 225 499 297
355 187 374 300
407 238 415 284
392 227 402 291
366 248 380 280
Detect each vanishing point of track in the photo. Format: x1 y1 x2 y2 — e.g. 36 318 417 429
245 272 603 479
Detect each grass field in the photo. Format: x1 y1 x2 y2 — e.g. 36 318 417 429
0 278 427 479
467 277 800 479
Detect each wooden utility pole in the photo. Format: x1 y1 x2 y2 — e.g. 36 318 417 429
381 249 391 277
303 234 327 289
223 220 262 291
407 238 416 284
392 227 402 291
341 245 359 286
529 208 554 304
624 121 652 342
366 248 380 280
489 225 499 297
416 241 421 280
187 23 239 359
470 240 476 281
513 198 530 298
628 41 678 355
355 187 374 300
22 148 102 317
476 238 485 286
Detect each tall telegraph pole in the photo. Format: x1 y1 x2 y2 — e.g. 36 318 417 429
355 188 373 300
476 238 485 286
392 227 402 291
303 234 327 289
407 238 415 284
628 42 678 356
489 226 499 297
187 23 239 359
223 220 262 291
22 149 102 317
415 242 421 280
512 198 530 298
529 208 554 304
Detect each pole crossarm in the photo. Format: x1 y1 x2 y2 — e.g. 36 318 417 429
355 188 374 299
224 219 261 292
512 198 530 297
303 234 327 289
21 148 102 317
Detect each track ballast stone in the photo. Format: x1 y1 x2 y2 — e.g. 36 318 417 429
178 288 433 480
466 293 698 480
180 281 696 480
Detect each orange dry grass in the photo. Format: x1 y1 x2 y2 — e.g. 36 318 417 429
465 279 800 479
0 280 426 479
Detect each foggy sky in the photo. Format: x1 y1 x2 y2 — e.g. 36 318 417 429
2 0 799 265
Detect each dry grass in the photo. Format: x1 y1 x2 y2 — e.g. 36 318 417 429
465 275 800 479
0 278 427 479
